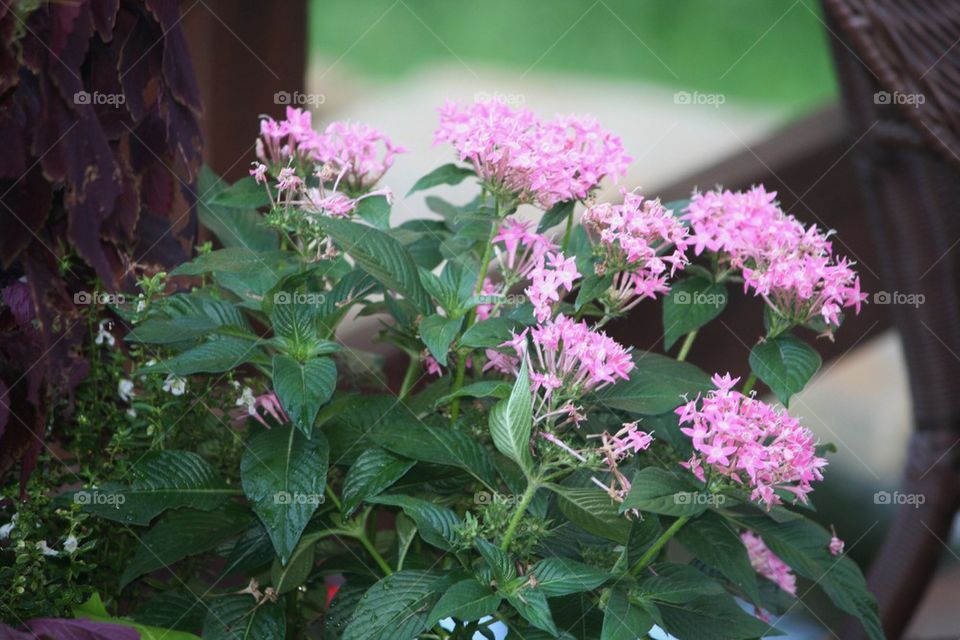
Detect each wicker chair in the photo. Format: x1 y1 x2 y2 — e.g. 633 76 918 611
821 1 960 637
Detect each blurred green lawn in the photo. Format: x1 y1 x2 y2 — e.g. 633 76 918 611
310 0 837 111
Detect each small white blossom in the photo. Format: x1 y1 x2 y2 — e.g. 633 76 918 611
94 320 115 347
63 535 79 554
163 375 187 396
118 379 135 403
0 513 18 540
126 407 138 418
36 540 58 557
235 386 257 416
136 294 146 313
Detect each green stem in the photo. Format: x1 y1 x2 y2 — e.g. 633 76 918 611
449 204 502 422
324 485 342 512
630 515 690 575
500 480 539 551
741 372 757 395
398 355 420 400
357 531 394 576
676 329 698 362
560 208 575 253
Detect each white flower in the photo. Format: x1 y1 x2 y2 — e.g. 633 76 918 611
36 540 58 557
126 407 138 418
63 535 79 554
0 513 18 540
235 386 257 416
163 375 187 396
118 379 135 403
94 320 115 348
136 295 146 313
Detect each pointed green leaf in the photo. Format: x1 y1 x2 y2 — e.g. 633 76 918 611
506 588 558 637
343 571 447 640
749 333 821 406
341 448 415 516
425 579 501 628
354 194 391 229
489 358 533 474
594 353 712 415
151 336 260 375
601 590 654 640
663 277 728 350
407 163 475 195
202 594 285 640
419 314 463 366
272 355 336 436
532 558 610 597
551 486 631 544
369 495 460 550
621 467 709 517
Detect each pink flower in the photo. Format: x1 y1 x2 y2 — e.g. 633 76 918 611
310 121 405 192
741 531 797 596
526 251 581 322
492 218 557 282
610 421 654 459
583 190 689 312
829 527 844 556
676 372 827 508
250 162 268 184
475 278 500 321
683 186 866 330
424 354 442 376
249 392 289 427
434 100 630 209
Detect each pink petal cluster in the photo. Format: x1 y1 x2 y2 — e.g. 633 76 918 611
434 100 631 209
582 189 690 310
590 422 654 503
741 531 797 595
474 278 500 322
254 108 403 193
526 251 581 322
492 218 557 282
486 315 635 403
676 373 827 508
829 529 844 556
683 186 865 328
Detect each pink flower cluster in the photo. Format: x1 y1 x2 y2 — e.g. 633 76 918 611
486 315 635 406
254 107 403 192
582 189 690 310
434 100 631 209
590 422 654 503
492 218 557 283
683 186 865 328
526 251 581 322
741 531 797 595
676 373 827 508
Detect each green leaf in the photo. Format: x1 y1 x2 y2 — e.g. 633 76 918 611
315 217 432 313
551 486 631 544
425 579 502 628
341 448 415 516
197 166 278 251
460 317 525 349
749 333 821 406
635 562 726 604
270 301 318 356
202 594 285 640
369 495 460 550
724 510 882 640
271 355 337 436
125 315 220 344
532 558 610 597
601 590 654 640
72 593 203 640
395 513 417 571
475 537 517 583
343 571 446 640
372 420 499 490
240 425 329 564
131 590 205 633
621 467 709 517
407 163 475 195
506 588 558 637
78 451 237 526
489 358 533 474
271 530 328 594
119 504 252 588
171 248 291 277
208 175 271 209
594 353 712 415
438 380 512 403
538 199 575 233
150 336 260 376
354 194 391 229
419 314 463 366
575 272 612 311
675 511 760 604
656 594 775 640
663 277 728 350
